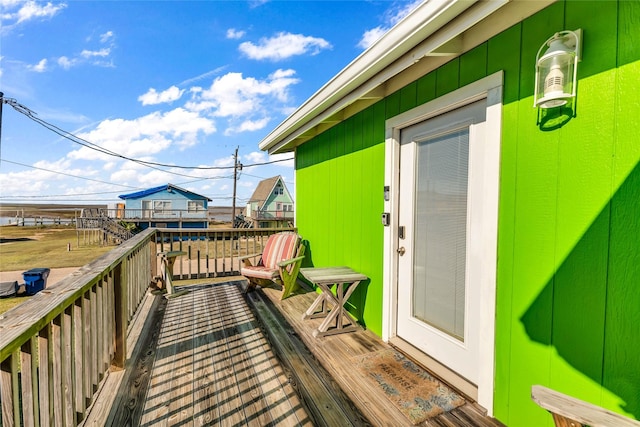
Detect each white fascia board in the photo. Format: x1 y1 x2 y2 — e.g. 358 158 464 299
267 0 514 155
259 0 491 153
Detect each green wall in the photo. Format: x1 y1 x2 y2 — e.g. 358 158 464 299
296 102 386 332
295 1 640 425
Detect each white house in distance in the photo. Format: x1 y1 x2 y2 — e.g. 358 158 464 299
244 176 294 228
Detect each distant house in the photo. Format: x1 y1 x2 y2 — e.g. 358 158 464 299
118 184 211 229
245 176 294 228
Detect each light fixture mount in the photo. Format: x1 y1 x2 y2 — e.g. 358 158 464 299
534 29 582 109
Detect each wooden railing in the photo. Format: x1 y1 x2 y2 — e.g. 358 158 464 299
252 210 295 220
154 227 295 279
94 208 208 221
0 229 155 427
0 227 293 426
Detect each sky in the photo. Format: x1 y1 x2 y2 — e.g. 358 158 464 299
0 0 420 207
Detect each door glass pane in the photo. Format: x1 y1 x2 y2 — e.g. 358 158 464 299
413 128 469 341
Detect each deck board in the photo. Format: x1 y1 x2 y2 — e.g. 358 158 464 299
112 281 312 426
109 278 503 426
254 282 505 427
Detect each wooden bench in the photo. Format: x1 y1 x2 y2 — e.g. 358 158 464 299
532 385 640 427
240 232 305 300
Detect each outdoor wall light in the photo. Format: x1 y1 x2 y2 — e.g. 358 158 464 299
534 30 581 109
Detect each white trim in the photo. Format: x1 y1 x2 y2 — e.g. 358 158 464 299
260 0 513 154
383 71 502 415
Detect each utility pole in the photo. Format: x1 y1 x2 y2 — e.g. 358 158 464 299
231 147 242 225
0 92 4 151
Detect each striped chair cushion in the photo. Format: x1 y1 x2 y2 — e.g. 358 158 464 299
240 265 280 280
260 232 300 270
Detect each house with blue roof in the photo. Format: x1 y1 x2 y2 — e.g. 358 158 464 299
118 184 211 229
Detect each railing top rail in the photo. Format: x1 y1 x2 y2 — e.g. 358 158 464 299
155 227 296 232
0 228 156 360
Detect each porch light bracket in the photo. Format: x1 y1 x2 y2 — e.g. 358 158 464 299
533 29 582 109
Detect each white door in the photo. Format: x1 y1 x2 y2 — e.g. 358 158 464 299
396 99 488 385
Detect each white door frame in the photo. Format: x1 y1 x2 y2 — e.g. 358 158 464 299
382 71 503 415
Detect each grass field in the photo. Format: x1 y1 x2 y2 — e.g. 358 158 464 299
0 225 117 271
0 225 118 314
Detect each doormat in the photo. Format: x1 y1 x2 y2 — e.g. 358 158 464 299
354 349 465 425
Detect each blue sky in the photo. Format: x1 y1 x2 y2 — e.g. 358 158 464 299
0 0 419 207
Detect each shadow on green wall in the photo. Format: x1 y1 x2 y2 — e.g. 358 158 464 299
520 161 640 418
300 239 372 329
538 104 575 131
352 278 370 330
301 239 314 268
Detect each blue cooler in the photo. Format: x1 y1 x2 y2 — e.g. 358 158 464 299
22 268 50 295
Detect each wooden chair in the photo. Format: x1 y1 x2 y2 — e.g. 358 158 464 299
240 232 305 300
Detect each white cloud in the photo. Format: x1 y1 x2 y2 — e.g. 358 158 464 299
224 117 270 135
27 58 48 72
68 108 216 161
179 66 228 87
57 56 77 69
100 30 114 43
1 1 67 28
186 69 299 120
52 30 116 70
81 48 110 58
358 27 387 50
245 151 266 163
0 157 106 199
248 0 268 9
138 86 185 106
358 0 422 50
109 168 141 184
269 152 294 168
226 28 245 39
239 32 331 61
387 0 423 26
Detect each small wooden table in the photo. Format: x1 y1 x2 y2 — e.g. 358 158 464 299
300 267 367 338
158 250 186 296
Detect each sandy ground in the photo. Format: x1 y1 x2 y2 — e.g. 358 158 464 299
0 267 79 287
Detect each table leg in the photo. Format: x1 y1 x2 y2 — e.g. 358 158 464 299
302 290 329 320
164 257 175 295
313 281 362 338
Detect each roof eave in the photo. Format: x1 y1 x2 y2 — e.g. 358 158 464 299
259 0 512 154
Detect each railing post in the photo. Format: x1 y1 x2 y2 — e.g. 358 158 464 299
0 353 20 426
151 236 158 279
112 262 127 370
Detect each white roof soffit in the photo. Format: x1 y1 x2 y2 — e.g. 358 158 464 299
259 0 512 154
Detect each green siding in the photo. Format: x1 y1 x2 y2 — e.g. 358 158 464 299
296 100 386 330
416 71 437 105
459 43 487 87
294 1 640 425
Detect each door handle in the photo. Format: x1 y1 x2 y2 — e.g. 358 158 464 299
397 246 406 256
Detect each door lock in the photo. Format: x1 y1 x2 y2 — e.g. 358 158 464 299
397 246 406 256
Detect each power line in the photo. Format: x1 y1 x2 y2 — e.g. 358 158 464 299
0 191 127 198
1 156 237 183
3 96 294 171
1 158 139 188
0 193 248 200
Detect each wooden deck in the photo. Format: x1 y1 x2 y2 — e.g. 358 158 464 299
101 279 504 426
102 281 313 426
249 282 505 427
